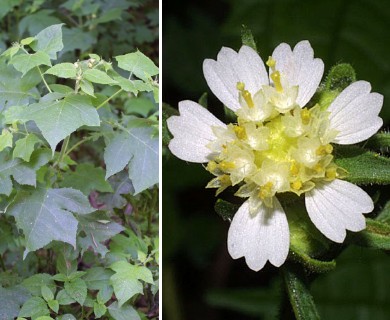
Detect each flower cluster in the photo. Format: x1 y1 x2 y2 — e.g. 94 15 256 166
167 41 383 271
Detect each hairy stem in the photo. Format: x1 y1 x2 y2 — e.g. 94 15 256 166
282 264 320 320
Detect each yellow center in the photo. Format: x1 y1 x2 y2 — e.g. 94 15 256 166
205 58 344 209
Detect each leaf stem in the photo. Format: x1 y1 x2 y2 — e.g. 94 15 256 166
20 47 52 94
96 88 123 110
64 135 95 157
55 135 71 168
37 66 52 93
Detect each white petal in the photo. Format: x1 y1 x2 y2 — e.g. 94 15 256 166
203 45 269 111
167 100 226 163
272 40 324 107
227 198 289 271
328 81 383 144
305 179 373 243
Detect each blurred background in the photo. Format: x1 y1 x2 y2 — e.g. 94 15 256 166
163 0 390 319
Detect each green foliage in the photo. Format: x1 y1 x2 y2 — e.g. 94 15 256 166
334 145 390 185
241 25 257 52
104 126 158 194
0 2 159 319
110 261 154 307
282 264 321 320
116 51 159 82
323 63 356 92
8 187 94 256
60 163 113 195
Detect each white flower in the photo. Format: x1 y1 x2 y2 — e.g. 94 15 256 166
167 40 383 271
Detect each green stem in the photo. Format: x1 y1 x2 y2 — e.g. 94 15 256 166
103 119 128 132
37 66 52 93
20 48 52 94
55 135 70 168
96 88 123 110
282 264 321 320
64 135 94 157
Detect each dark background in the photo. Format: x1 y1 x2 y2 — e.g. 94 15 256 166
163 1 390 319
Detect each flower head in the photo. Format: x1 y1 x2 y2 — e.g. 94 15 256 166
167 41 383 271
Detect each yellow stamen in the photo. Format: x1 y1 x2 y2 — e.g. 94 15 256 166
301 109 311 125
325 167 337 180
314 163 323 173
233 125 246 139
219 161 235 171
316 144 333 156
291 180 302 190
266 56 276 69
290 161 299 176
258 182 274 200
325 144 333 154
236 82 245 91
316 145 326 156
236 82 254 108
242 90 254 108
270 71 283 92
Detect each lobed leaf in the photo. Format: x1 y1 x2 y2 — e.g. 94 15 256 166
45 63 77 78
7 187 94 257
77 211 124 257
0 149 51 196
21 94 100 151
0 60 41 108
13 134 42 162
83 69 117 85
115 51 158 81
60 163 113 195
104 126 158 194
0 286 30 320
30 24 64 60
112 75 154 94
97 171 135 211
10 51 52 77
